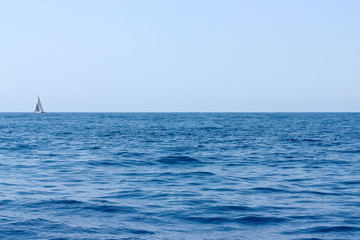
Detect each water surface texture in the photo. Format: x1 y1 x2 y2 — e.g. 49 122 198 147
0 113 360 240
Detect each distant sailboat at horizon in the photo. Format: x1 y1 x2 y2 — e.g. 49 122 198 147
33 95 45 113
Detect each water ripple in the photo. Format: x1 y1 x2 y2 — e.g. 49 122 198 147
1 113 360 239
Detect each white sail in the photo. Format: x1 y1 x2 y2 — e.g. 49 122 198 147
33 95 45 113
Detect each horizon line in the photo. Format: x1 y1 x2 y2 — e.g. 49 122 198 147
1 111 360 113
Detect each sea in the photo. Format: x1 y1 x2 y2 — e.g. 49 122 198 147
0 113 360 240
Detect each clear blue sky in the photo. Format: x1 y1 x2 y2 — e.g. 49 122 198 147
1 0 359 112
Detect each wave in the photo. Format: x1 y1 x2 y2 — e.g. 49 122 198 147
87 159 128 167
235 216 288 225
103 190 145 199
159 171 215 178
182 215 288 225
183 216 231 224
24 199 137 214
82 204 136 213
114 151 146 157
284 226 360 234
250 187 289 193
341 180 360 185
157 155 203 165
206 205 255 213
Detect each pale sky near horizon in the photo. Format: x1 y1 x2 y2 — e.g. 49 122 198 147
1 0 359 112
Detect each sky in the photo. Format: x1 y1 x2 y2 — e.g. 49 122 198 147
1 0 360 112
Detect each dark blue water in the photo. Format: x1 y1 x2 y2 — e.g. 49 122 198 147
1 113 360 240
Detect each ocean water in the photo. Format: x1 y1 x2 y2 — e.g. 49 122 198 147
1 113 360 240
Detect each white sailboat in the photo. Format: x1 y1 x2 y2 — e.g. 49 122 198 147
33 95 45 113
